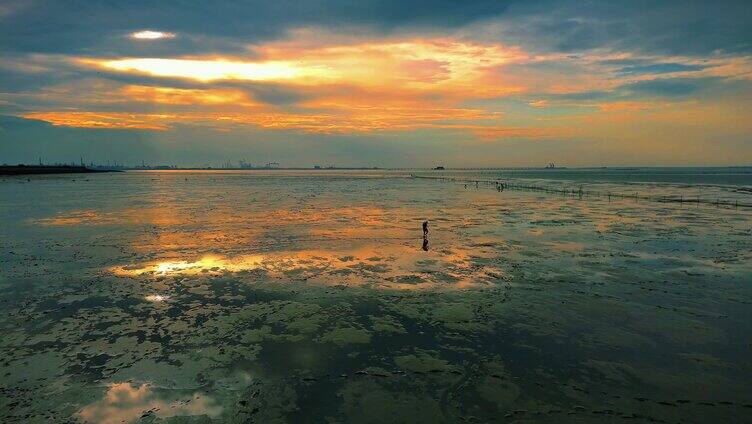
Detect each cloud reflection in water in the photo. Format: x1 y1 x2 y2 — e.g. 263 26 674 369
77 382 220 424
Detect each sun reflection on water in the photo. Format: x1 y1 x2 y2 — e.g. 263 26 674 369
144 294 170 302
110 243 505 290
114 254 266 277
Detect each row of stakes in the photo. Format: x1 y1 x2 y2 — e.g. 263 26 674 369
410 175 749 209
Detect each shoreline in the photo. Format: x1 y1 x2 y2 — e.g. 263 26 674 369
0 165 117 176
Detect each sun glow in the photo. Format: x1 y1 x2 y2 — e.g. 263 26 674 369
31 34 748 141
113 255 266 276
130 30 175 40
85 38 526 87
144 294 169 302
47 37 543 137
96 58 304 82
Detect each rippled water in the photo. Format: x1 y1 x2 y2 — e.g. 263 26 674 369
1 170 751 423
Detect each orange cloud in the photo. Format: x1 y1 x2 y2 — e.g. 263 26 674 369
81 38 527 94
23 111 170 130
46 37 536 136
22 106 504 134
121 85 258 106
528 100 549 108
467 125 570 141
597 101 657 112
23 32 750 142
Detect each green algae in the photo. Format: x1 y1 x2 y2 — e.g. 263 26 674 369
368 314 406 334
318 326 371 345
338 380 444 424
393 352 453 374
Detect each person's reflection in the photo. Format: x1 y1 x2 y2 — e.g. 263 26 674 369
422 220 429 251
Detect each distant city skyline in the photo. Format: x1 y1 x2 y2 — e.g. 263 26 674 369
1 1 751 167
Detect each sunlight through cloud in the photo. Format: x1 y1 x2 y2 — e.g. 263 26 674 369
129 30 175 40
98 58 301 82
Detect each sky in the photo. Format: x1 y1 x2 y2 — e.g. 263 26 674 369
1 0 751 167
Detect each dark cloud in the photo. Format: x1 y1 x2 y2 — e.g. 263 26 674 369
247 84 309 106
489 0 752 56
0 115 158 165
0 114 451 167
3 113 750 167
2 1 750 57
0 68 52 94
0 0 519 56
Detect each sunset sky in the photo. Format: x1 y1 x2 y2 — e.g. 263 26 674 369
1 1 750 167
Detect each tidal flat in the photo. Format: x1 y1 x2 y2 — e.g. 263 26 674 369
1 170 751 423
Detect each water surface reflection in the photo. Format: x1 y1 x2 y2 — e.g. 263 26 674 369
111 241 505 290
78 383 220 424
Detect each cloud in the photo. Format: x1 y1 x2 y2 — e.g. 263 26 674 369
90 57 301 82
0 0 518 56
21 105 501 134
623 77 711 97
120 85 258 106
0 114 160 166
80 37 527 88
13 36 536 136
471 0 752 57
22 111 171 130
6 1 748 57
1 1 751 166
617 63 706 75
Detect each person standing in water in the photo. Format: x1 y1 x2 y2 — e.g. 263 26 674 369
422 220 429 251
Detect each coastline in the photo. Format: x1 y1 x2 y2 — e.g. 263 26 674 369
0 165 116 175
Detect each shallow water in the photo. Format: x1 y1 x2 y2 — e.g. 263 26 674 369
1 170 751 423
